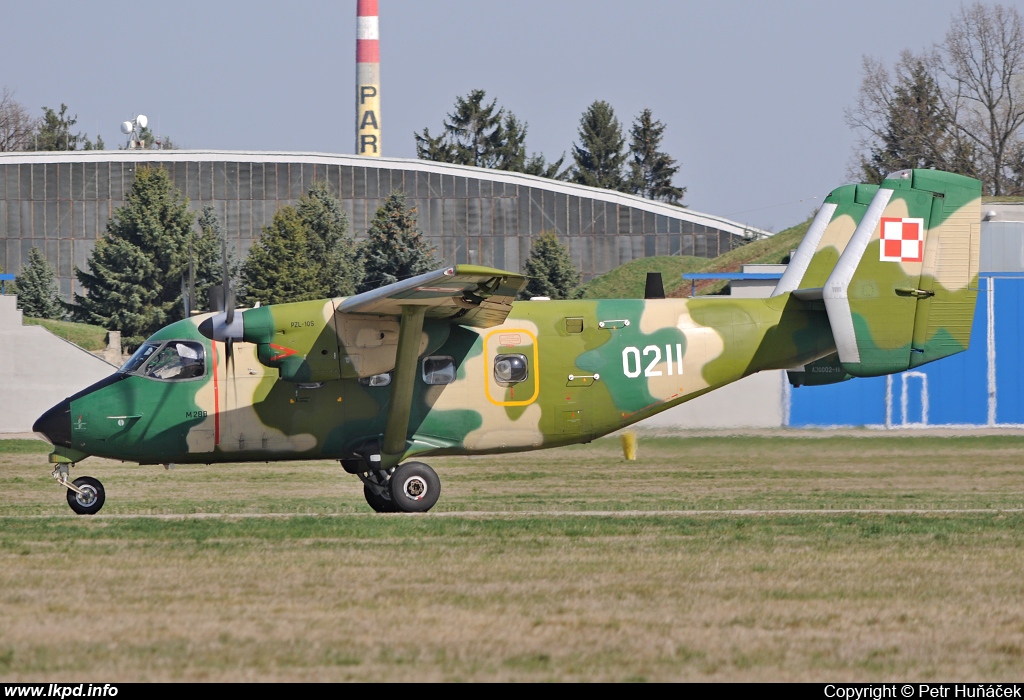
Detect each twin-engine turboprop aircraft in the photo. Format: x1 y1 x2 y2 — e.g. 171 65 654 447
34 169 982 514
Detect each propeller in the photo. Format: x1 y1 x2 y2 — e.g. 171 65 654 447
182 236 197 317
199 237 242 377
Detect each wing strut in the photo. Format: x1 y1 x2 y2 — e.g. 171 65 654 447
381 305 427 464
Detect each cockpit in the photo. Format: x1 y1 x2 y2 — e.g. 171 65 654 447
119 340 206 381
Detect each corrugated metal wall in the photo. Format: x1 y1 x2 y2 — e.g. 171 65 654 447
0 156 745 300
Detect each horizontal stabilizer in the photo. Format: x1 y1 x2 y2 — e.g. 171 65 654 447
791 287 823 301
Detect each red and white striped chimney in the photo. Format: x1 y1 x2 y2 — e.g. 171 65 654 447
356 0 381 156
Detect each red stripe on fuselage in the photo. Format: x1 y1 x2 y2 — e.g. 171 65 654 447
212 341 220 446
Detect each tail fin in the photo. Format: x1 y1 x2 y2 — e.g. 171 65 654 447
773 183 879 296
822 169 981 377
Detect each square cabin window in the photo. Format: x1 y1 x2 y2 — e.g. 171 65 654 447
422 356 457 385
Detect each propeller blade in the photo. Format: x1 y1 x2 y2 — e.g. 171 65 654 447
221 237 234 325
209 285 226 313
188 243 196 317
225 336 234 377
225 287 235 326
181 277 191 318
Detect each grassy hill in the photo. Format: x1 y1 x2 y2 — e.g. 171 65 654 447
581 216 814 299
22 317 108 351
581 255 708 299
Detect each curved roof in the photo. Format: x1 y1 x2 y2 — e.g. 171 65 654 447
0 150 769 239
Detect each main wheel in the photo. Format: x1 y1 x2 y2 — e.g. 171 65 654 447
389 462 441 513
363 483 399 513
66 476 105 515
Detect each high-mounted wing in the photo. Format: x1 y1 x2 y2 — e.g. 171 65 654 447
337 265 528 328
337 266 527 465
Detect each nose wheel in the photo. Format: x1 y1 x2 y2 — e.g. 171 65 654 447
65 476 106 515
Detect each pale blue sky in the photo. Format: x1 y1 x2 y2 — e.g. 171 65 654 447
2 0 974 232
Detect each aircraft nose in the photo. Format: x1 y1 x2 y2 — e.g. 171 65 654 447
33 399 72 447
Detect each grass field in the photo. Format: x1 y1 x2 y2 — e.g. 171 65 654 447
3 434 1024 681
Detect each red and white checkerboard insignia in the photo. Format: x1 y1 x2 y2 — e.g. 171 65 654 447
879 217 925 263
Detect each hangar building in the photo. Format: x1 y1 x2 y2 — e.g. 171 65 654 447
0 151 762 301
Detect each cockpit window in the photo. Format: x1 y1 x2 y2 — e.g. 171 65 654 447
120 342 160 374
141 341 206 381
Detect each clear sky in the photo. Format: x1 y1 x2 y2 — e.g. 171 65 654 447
2 0 975 233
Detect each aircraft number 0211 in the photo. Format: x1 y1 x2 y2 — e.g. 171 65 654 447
622 344 684 378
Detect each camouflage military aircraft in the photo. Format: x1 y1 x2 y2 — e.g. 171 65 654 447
34 168 981 514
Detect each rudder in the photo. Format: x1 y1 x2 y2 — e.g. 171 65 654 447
822 169 981 377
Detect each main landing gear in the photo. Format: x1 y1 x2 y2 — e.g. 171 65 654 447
349 460 442 514
53 465 106 515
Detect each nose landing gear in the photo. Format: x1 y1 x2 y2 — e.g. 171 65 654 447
53 465 106 515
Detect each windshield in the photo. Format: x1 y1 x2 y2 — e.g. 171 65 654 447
142 341 206 381
120 342 160 374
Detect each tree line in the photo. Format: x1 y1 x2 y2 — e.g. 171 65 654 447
0 91 177 152
13 166 581 348
415 90 686 206
846 2 1024 195
0 94 104 152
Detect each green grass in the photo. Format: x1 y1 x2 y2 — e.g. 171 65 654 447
580 216 814 299
581 255 707 299
5 434 1024 681
0 440 50 454
23 317 107 351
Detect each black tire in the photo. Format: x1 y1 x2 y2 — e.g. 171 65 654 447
66 476 105 515
389 462 441 513
363 483 399 513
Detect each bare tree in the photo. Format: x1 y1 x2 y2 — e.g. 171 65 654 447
934 3 1024 195
0 87 37 152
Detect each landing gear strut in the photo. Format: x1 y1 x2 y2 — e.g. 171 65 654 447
53 465 105 515
353 461 441 513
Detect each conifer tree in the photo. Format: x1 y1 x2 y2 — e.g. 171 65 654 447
628 108 686 205
357 192 436 293
416 90 566 177
74 167 194 349
15 247 64 319
191 205 231 310
854 57 953 184
240 206 321 306
571 101 627 191
520 232 581 300
298 181 363 296
29 104 102 151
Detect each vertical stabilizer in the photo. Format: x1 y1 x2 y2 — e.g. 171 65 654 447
822 169 981 377
773 183 878 296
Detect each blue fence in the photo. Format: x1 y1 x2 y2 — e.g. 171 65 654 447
788 273 1024 427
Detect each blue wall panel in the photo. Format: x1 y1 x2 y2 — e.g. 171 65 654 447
788 375 887 427
788 275 1012 427
919 277 989 424
993 276 1024 424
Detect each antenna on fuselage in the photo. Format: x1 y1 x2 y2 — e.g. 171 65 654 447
644 272 665 300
